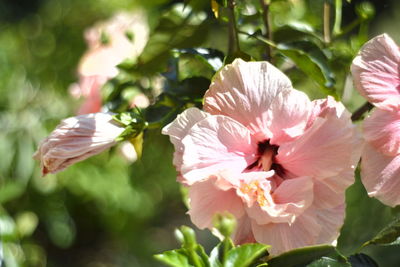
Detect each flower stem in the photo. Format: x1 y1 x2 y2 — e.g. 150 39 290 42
351 102 373 121
333 0 342 35
227 0 240 55
259 0 273 61
323 1 331 43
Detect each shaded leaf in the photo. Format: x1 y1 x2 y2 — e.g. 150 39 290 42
277 41 336 97
337 174 399 255
348 253 378 267
267 245 335 267
307 256 351 267
363 217 400 247
224 243 269 267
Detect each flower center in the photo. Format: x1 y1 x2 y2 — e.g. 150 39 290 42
245 140 285 176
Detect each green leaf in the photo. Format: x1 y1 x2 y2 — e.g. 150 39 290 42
348 253 378 267
277 41 336 97
0 182 25 204
267 245 335 267
273 22 323 44
307 257 351 267
224 243 269 267
155 249 193 267
337 174 399 255
209 243 223 267
209 239 234 267
363 217 400 247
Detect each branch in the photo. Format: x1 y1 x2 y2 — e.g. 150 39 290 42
227 0 240 55
259 0 273 61
351 102 373 121
323 1 331 43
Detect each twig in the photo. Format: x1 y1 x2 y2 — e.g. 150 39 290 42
259 0 273 61
351 102 373 121
227 0 240 55
333 0 342 35
323 1 331 43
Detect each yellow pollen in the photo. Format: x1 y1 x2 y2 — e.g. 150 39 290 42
240 181 268 207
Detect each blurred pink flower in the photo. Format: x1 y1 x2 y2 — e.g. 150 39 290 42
33 113 124 176
70 11 149 114
351 33 400 207
163 59 361 255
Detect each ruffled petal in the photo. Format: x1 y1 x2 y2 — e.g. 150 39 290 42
315 205 345 244
162 108 209 171
361 143 400 207
351 34 400 110
203 59 293 141
268 89 312 145
364 108 400 156
313 170 353 209
181 115 257 184
188 175 245 229
246 176 314 225
232 215 256 245
277 109 356 179
251 208 321 255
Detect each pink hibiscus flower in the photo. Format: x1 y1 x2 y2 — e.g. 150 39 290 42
70 11 149 115
33 113 124 176
163 59 361 255
351 33 400 207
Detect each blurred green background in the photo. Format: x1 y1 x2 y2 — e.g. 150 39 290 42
1 0 400 266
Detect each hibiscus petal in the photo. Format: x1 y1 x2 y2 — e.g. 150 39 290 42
315 205 345 244
232 215 256 244
203 59 295 141
246 176 314 225
313 170 353 209
268 89 311 144
162 108 209 171
361 143 400 207
188 175 245 229
277 109 355 179
251 208 321 255
364 108 400 156
181 115 257 184
351 34 400 110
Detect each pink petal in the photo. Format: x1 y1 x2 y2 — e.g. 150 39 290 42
251 208 321 255
361 143 400 207
363 108 400 156
246 176 314 225
313 170 353 209
277 109 356 179
268 89 312 144
315 205 345 244
181 115 257 184
203 59 296 141
187 175 245 229
233 216 255 244
351 34 400 110
162 108 209 173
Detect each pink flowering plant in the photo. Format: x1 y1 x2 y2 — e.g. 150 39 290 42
5 0 400 266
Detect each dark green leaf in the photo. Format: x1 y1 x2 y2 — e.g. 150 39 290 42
154 249 193 267
224 243 269 267
348 253 378 267
273 22 323 44
267 245 335 267
337 174 399 255
277 41 336 97
307 257 351 267
363 217 400 247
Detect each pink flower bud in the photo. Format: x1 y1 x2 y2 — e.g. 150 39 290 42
33 113 124 176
